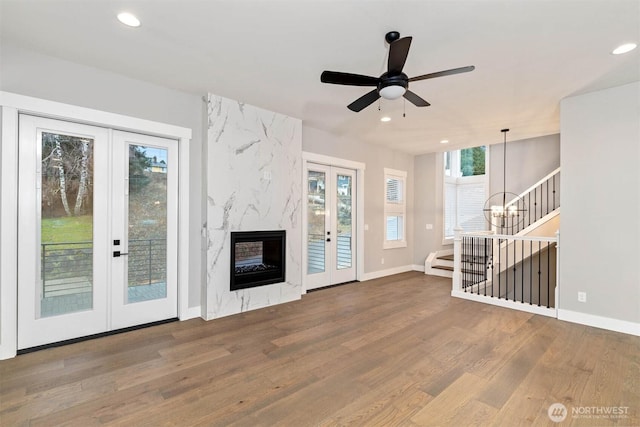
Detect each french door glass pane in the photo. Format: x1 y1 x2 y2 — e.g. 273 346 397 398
336 174 352 269
40 132 94 317
307 171 326 274
127 145 168 303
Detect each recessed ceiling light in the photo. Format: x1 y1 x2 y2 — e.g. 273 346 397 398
380 116 391 122
117 12 141 27
440 139 449 144
612 43 637 55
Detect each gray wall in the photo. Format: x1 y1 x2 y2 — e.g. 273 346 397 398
413 134 561 266
413 153 441 266
489 134 560 197
0 43 205 308
560 81 639 324
303 125 415 274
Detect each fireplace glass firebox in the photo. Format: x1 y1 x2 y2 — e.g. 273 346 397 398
230 230 286 291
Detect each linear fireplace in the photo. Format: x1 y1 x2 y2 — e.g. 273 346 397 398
230 230 286 291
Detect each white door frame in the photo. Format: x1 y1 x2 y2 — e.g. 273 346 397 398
0 91 192 359
301 152 365 293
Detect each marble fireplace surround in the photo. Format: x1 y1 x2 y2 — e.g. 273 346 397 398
205 94 302 320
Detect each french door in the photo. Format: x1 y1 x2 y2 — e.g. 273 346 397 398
305 164 356 290
17 115 178 349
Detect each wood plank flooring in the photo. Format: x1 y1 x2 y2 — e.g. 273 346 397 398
1 272 639 426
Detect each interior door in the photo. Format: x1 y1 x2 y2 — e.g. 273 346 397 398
17 115 178 349
305 164 356 290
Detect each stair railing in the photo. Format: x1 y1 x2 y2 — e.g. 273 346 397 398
453 228 559 313
493 167 561 235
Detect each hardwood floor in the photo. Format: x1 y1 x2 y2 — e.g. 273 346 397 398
1 272 639 426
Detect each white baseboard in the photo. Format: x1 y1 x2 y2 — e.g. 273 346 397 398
412 264 425 272
557 309 640 336
361 265 415 281
0 343 17 360
181 306 203 321
451 290 556 317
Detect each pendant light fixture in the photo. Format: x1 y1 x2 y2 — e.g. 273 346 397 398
483 129 527 230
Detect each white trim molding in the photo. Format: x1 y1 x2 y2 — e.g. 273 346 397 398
557 309 640 337
182 306 203 321
452 290 557 318
0 107 19 360
361 265 415 282
0 92 192 359
412 264 425 272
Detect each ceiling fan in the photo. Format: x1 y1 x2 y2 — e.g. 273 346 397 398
320 31 475 112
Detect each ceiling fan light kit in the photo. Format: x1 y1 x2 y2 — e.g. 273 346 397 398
320 31 474 112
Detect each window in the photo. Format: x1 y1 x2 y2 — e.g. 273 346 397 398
384 168 407 249
444 147 488 240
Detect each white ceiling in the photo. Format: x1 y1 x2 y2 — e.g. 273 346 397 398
2 0 639 154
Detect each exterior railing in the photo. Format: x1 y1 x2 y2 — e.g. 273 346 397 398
41 238 166 298
127 239 167 286
453 229 559 316
307 233 352 273
41 241 93 298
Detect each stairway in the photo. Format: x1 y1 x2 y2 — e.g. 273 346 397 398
425 252 488 286
426 167 561 281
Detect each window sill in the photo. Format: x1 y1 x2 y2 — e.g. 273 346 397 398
384 241 407 250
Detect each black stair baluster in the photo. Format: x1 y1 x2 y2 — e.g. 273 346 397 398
529 240 533 305
497 237 500 298
463 237 467 291
553 174 556 211
546 180 549 215
537 241 541 306
521 239 524 303
512 238 516 302
547 241 551 308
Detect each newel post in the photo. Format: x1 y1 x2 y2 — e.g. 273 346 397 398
453 227 463 292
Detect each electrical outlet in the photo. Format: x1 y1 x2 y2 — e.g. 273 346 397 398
425 224 433 230
381 258 385 265
578 292 587 303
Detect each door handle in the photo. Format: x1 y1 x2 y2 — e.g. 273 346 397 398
113 251 129 257
326 238 331 242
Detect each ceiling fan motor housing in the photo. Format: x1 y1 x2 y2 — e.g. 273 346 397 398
378 72 408 99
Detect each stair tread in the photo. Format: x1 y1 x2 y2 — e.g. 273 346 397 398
432 265 486 275
436 256 487 264
437 255 454 261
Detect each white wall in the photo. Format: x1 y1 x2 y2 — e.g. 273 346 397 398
303 125 415 275
559 81 640 330
0 43 205 309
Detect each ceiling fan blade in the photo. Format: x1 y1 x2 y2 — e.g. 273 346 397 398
409 65 475 82
387 36 412 74
347 89 381 112
403 90 430 107
321 71 380 86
